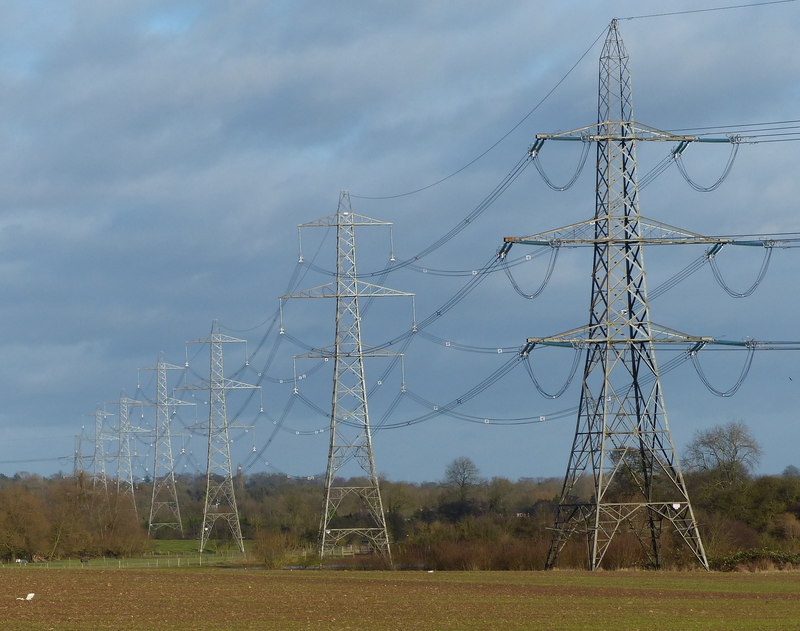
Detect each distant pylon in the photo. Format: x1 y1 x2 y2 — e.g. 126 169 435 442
91 408 114 492
73 430 91 479
73 435 82 476
283 191 413 563
183 321 259 554
143 355 193 535
114 395 145 519
504 20 713 570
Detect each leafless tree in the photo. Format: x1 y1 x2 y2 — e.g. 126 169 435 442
444 457 481 501
684 421 761 487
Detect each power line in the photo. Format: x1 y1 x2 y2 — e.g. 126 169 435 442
354 1 797 200
0 456 72 465
619 0 797 21
340 154 531 277
740 134 800 144
668 119 800 133
350 26 608 200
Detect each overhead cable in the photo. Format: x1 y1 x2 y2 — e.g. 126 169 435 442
690 343 757 397
501 246 559 300
669 119 800 134
523 347 583 399
619 0 797 21
403 389 575 426
674 142 740 192
361 154 532 276
532 141 591 190
241 393 298 471
351 26 608 200
707 243 774 297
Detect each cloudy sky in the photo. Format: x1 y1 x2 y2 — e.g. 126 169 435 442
1 1 799 484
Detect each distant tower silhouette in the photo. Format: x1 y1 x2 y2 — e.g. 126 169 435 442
115 395 145 518
73 430 91 480
284 191 412 563
504 20 719 570
91 408 114 492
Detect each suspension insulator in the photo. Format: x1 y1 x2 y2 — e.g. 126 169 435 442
529 138 546 156
672 140 690 157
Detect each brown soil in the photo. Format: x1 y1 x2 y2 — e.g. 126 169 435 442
0 568 798 630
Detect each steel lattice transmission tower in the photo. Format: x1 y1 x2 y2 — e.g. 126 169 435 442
504 20 718 570
183 321 259 554
115 395 145 519
91 408 114 492
73 430 92 481
143 356 193 535
284 191 412 562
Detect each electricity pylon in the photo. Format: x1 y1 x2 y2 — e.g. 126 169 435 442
502 20 735 570
91 408 114 493
283 191 412 563
73 430 91 480
115 395 145 519
143 356 193 535
183 321 259 554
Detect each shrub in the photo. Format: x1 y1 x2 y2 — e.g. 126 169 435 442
710 548 800 572
254 531 299 569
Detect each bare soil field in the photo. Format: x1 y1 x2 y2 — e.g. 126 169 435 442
0 567 799 630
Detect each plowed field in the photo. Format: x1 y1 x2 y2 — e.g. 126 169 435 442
1 567 799 630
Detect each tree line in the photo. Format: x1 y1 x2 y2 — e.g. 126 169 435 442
2 422 799 570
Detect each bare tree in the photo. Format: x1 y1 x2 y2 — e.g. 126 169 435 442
444 457 481 501
684 421 761 487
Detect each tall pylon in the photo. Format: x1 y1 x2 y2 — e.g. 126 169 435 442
503 20 727 570
183 321 259 553
143 356 192 535
283 191 413 563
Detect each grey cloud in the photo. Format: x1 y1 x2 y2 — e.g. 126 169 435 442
0 1 798 480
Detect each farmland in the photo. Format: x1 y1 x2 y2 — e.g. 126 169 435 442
1 567 799 630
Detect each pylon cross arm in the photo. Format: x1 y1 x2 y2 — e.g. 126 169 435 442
283 279 412 299
504 216 729 248
299 211 392 228
526 321 718 347
535 121 731 143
